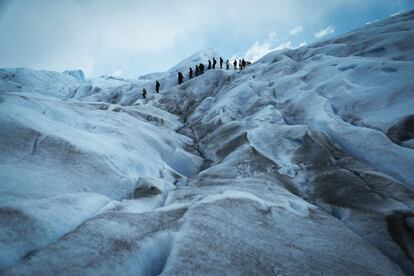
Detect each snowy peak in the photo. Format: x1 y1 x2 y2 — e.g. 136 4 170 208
167 48 221 72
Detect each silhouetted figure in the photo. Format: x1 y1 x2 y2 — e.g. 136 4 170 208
195 65 199 76
189 67 193 79
199 63 204 74
233 60 237 70
226 59 230 70
178 72 184 84
155 80 160 93
239 59 242 70
212 58 217 69
142 88 147 99
246 61 252 66
220 57 223 69
208 60 211 70
242 59 246 69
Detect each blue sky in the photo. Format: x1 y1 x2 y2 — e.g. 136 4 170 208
0 0 413 78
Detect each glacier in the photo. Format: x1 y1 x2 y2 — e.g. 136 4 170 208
0 11 414 275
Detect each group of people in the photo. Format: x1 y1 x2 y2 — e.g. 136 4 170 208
179 57 250 85
141 57 251 98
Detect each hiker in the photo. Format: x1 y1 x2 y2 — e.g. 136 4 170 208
233 60 237 70
208 60 212 70
239 59 242 70
212 58 217 69
178 72 184 84
226 59 230 70
189 67 193 79
199 63 204 74
195 65 199 76
242 59 246 69
142 88 147 99
220 57 223 69
155 80 160 93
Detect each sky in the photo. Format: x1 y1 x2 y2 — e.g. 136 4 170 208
0 0 413 78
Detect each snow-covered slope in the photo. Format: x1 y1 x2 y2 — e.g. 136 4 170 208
67 49 220 105
1 11 414 275
0 68 81 98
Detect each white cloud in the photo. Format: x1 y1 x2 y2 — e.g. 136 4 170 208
112 69 123 77
2 0 399 77
297 41 307 48
269 32 278 41
244 37 292 62
2 0 350 77
243 35 309 62
289 26 303 35
243 41 273 61
315 25 335 38
274 41 293 51
365 19 379 25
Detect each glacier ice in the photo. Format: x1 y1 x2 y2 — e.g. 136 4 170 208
1 10 414 275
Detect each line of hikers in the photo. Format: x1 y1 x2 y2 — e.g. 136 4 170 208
178 58 250 85
141 58 251 98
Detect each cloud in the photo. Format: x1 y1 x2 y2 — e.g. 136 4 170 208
273 41 293 51
289 26 303 35
243 41 274 62
364 19 379 25
297 41 307 48
243 33 292 62
1 0 412 77
315 25 335 38
268 32 278 41
112 69 123 77
2 0 353 77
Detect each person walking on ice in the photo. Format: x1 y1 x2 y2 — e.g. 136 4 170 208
220 57 223 69
189 67 193 79
226 59 230 70
155 80 160 93
233 59 237 70
199 63 204 74
213 57 217 69
178 72 184 84
142 88 147 99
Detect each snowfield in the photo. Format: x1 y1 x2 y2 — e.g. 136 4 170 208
1 11 414 275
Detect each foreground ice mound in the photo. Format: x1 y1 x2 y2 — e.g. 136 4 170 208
1 11 414 275
0 91 203 268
